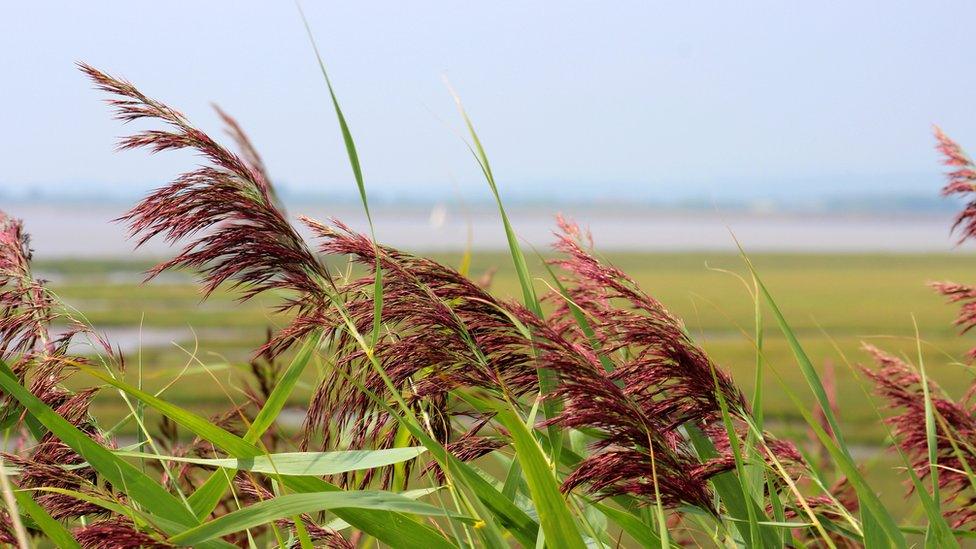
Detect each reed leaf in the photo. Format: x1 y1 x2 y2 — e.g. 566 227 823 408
738 246 907 548
493 405 587 549
168 491 475 546
13 489 80 549
116 447 428 477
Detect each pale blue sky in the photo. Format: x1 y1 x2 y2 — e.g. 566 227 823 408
2 2 975 202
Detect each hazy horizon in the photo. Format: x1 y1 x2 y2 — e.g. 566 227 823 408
3 2 975 205
9 200 969 258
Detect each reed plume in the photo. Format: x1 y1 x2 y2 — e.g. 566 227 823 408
934 126 976 243
548 216 747 429
73 518 170 549
299 219 539 484
929 128 976 360
79 63 330 311
0 511 15 547
0 212 59 358
859 128 976 533
80 64 523 488
537 217 754 508
861 343 976 527
0 209 113 525
930 281 976 359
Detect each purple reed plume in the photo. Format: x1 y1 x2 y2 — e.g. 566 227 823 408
862 343 976 528
78 63 330 311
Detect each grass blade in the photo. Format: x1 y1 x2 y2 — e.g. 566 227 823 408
281 476 458 549
298 6 384 348
189 332 321 517
737 249 846 450
914 318 945 546
169 491 474 546
0 459 28 549
737 244 906 548
446 83 564 464
686 425 779 547
592 502 664 548
13 489 81 549
446 87 539 318
709 361 778 548
0 371 200 528
781 377 906 548
188 471 235 520
246 332 320 443
904 323 958 547
116 447 427 476
77 365 260 458
491 405 586 549
0 358 44 440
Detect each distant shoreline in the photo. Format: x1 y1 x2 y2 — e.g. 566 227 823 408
9 201 970 258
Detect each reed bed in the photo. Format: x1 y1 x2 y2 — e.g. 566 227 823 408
2 50 976 548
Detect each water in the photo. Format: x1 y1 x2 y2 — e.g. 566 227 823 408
7 202 969 257
51 326 240 354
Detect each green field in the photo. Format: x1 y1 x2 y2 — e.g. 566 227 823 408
41 251 976 520
36 253 976 515
43 251 976 439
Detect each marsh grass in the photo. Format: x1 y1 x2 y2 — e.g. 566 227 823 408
2 34 976 549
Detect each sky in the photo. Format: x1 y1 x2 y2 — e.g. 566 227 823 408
3 2 976 203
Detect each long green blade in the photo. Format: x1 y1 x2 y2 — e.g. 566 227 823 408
0 358 44 440
78 365 260 458
710 362 777 549
910 326 958 548
298 6 384 348
900 467 958 549
282 476 457 549
493 407 586 549
117 447 427 476
687 425 780 548
188 471 234 520
445 83 540 319
739 253 846 450
246 332 320 443
14 489 81 549
592 502 664 548
169 491 473 546
739 248 905 547
189 333 321 517
0 371 200 528
446 85 563 464
784 375 907 547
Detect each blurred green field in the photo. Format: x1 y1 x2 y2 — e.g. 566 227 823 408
40 251 976 519
42 251 976 439
36 252 976 508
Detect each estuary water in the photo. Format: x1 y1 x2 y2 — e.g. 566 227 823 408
8 202 970 258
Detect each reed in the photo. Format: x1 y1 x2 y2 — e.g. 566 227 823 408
0 62 974 548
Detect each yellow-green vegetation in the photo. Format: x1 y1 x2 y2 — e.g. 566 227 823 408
41 251 973 530
6 55 969 547
45 251 976 445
